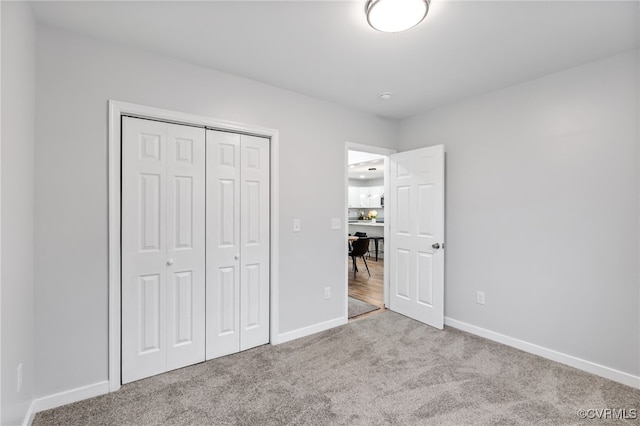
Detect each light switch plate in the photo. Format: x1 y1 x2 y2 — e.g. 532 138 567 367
293 218 301 232
331 218 341 230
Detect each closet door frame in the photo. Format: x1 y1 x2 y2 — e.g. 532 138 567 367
108 100 280 392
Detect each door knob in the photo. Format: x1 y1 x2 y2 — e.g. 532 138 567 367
234 254 239 260
166 258 174 266
432 243 440 250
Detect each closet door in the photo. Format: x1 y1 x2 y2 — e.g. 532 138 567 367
239 135 270 351
205 130 241 359
165 124 206 371
122 117 205 383
206 130 270 360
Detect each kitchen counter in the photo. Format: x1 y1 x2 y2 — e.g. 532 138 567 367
348 220 383 227
349 221 383 238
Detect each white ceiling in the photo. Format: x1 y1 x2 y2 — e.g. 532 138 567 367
30 1 639 120
348 159 385 180
348 150 385 179
348 150 384 165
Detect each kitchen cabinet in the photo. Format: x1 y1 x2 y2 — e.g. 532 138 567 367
357 187 369 207
348 185 384 208
348 186 361 207
368 186 383 208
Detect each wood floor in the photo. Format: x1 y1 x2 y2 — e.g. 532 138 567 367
348 254 386 320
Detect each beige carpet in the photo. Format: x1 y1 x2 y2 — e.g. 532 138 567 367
34 311 640 425
348 296 380 319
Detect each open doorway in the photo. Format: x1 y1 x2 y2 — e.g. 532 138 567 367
345 142 446 328
346 148 388 320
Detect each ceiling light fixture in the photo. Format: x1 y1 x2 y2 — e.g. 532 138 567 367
365 0 429 33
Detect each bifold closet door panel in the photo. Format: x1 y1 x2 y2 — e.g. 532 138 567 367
122 117 205 384
206 130 242 360
122 117 168 383
165 124 206 371
206 130 270 360
239 135 270 351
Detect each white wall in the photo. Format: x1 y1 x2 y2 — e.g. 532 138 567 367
399 50 640 377
34 24 397 397
1 2 36 424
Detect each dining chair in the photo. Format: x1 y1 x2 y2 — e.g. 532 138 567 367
348 237 371 279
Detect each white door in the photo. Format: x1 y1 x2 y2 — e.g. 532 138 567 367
388 145 445 329
206 130 270 359
122 117 206 383
239 134 270 351
205 130 240 359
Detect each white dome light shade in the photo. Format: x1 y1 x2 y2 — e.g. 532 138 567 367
366 0 429 33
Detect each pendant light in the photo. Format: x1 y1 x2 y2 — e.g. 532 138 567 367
365 0 430 33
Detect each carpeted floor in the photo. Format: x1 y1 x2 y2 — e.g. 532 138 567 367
348 296 380 319
34 311 640 425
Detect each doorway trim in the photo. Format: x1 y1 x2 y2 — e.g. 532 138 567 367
344 142 396 316
108 100 280 392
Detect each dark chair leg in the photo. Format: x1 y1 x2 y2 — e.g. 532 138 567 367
351 255 357 278
374 238 379 261
361 255 371 277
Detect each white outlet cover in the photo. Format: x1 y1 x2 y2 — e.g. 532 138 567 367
331 218 341 230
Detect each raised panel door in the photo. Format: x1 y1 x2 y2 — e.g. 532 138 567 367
166 124 206 370
240 135 270 351
206 130 241 359
122 117 169 383
122 118 205 384
206 130 270 360
388 145 444 329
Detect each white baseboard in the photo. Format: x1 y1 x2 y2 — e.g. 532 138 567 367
32 381 110 415
22 400 36 426
274 316 347 345
444 317 640 390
